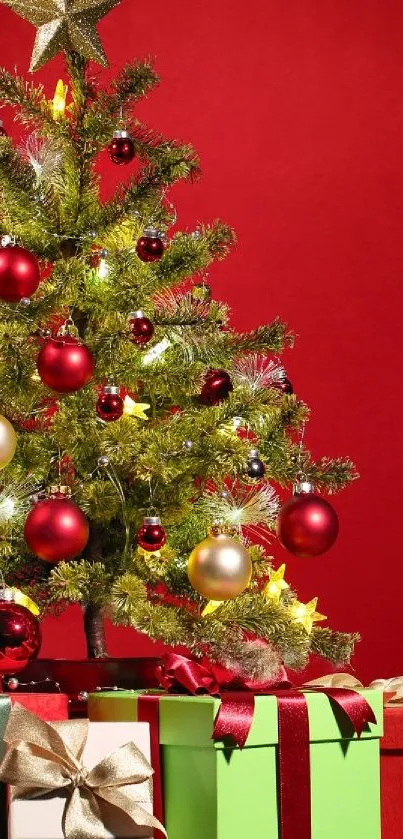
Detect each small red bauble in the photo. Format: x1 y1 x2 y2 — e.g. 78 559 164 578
37 336 94 393
0 245 40 302
137 516 167 552
200 369 233 405
0 121 7 137
136 228 165 263
272 374 293 395
108 130 135 165
276 483 339 557
96 385 124 422
0 590 42 675
128 310 155 346
24 489 89 563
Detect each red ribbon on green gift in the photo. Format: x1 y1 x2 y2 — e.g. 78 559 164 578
138 652 377 839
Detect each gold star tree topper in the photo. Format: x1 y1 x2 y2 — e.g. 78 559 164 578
289 597 327 634
2 0 122 72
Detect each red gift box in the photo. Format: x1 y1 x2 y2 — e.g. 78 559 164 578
381 706 403 839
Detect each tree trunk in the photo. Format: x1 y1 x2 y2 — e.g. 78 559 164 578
83 602 108 658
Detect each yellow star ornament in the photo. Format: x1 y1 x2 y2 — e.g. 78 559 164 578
123 395 150 421
262 564 289 604
289 597 326 634
202 600 224 617
2 0 122 72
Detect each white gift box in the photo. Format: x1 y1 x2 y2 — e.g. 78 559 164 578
8 721 154 839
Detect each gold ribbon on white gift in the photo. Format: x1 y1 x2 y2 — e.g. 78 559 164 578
305 673 403 705
0 703 166 839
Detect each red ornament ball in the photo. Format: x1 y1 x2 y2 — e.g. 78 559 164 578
37 336 94 393
136 228 165 263
108 131 135 165
272 376 293 395
128 310 155 346
137 517 167 552
24 493 90 563
0 596 41 675
200 369 233 405
0 122 7 137
276 491 339 557
96 386 124 422
0 245 40 302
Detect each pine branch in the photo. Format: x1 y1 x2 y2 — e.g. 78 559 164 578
83 60 160 146
304 456 359 493
310 626 359 665
0 68 63 136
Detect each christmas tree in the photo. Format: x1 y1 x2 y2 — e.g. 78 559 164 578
0 0 358 677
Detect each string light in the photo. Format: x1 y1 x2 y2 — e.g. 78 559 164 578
123 395 150 420
52 79 67 120
289 597 326 634
97 257 109 279
142 337 172 366
262 564 289 604
0 497 15 521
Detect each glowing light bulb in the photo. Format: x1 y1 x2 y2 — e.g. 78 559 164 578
0 497 15 521
52 80 67 120
142 337 171 366
97 258 109 279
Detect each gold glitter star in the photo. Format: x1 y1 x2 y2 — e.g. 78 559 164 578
2 0 122 72
262 563 289 604
289 597 327 634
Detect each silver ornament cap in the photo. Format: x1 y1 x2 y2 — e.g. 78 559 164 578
293 480 315 495
0 588 14 602
143 227 161 239
103 385 120 395
144 516 161 526
249 449 260 459
113 130 131 139
129 310 145 320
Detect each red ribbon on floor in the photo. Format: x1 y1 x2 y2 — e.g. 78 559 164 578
154 652 377 839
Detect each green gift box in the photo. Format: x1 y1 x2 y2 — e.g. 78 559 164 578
88 688 383 839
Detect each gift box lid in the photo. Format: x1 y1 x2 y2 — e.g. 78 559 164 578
88 688 383 749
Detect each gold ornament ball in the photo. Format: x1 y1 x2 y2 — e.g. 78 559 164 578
188 534 252 600
0 415 17 469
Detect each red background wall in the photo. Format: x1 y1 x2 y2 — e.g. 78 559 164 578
0 0 402 683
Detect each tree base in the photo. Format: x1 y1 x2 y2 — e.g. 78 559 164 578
8 657 160 705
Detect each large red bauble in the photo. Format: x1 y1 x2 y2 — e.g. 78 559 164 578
108 131 135 165
0 245 40 302
0 599 42 674
137 517 167 552
37 336 94 393
200 369 233 405
24 495 90 563
276 493 339 557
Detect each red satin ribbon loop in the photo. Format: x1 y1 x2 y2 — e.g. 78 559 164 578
306 685 377 737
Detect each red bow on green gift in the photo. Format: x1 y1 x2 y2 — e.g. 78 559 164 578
157 651 376 748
